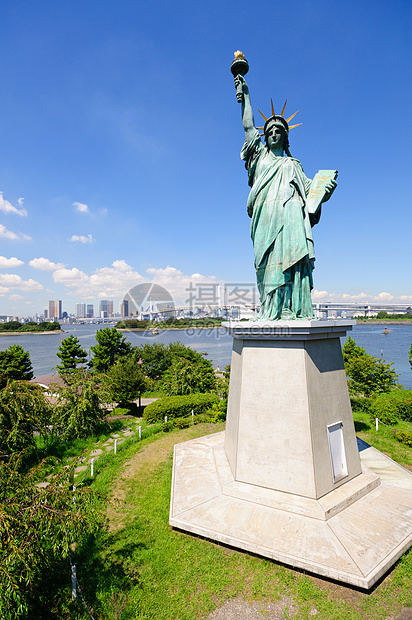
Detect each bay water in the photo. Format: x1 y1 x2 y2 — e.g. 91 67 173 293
0 322 411 389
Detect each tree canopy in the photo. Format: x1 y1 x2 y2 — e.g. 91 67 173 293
0 344 34 381
342 336 399 396
90 327 132 372
0 453 98 618
104 356 146 407
0 380 50 455
161 357 217 395
52 370 107 439
56 335 88 370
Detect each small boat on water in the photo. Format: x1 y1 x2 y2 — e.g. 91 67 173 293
383 327 390 335
201 351 208 355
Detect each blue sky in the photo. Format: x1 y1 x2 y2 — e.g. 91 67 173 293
0 0 411 317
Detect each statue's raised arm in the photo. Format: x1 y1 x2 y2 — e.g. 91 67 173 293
231 51 337 322
234 75 256 143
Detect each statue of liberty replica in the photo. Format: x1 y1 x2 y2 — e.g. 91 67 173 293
169 53 412 590
232 52 337 320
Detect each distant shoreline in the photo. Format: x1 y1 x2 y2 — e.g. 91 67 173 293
355 320 412 325
0 330 65 336
117 326 222 332
117 321 412 331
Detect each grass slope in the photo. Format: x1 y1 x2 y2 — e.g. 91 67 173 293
61 421 412 620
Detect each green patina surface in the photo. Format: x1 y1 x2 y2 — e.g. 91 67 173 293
234 66 337 321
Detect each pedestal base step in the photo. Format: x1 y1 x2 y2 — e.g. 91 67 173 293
170 432 412 589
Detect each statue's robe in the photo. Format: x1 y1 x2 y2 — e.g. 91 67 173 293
241 130 319 320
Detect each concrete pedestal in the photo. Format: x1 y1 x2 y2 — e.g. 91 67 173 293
225 320 361 499
170 320 412 588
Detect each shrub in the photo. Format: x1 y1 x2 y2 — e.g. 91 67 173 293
112 406 133 416
192 412 214 424
174 418 190 429
161 421 173 432
395 430 412 447
210 399 228 422
370 393 399 425
387 390 412 422
350 396 373 415
370 390 412 425
143 393 219 423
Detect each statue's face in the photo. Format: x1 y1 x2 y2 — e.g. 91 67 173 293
266 123 286 151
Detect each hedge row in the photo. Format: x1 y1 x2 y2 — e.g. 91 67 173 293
143 393 219 423
351 390 412 425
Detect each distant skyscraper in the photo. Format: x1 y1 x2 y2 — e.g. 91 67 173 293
120 299 129 317
87 304 94 318
99 300 114 318
76 303 86 318
48 300 62 320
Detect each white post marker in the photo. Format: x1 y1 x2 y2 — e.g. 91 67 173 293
91 458 94 477
139 426 142 439
165 416 168 423
72 485 76 504
192 409 194 423
376 417 379 431
71 564 77 600
114 438 118 454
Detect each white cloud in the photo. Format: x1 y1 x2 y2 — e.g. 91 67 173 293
311 289 412 304
0 192 27 216
376 291 394 301
29 257 65 271
145 266 219 305
0 224 31 241
0 273 43 291
311 290 329 300
0 256 24 268
51 261 221 304
52 261 144 299
69 234 95 244
0 225 18 240
8 294 24 300
53 267 89 284
73 201 90 214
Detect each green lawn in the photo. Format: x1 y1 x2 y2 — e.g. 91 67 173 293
56 420 412 620
353 409 412 470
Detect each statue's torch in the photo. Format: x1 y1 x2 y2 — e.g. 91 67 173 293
231 51 249 102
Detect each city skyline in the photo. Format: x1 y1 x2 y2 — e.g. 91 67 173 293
0 1 412 317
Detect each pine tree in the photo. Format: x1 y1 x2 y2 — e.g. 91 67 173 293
90 327 131 372
0 344 33 380
56 335 88 370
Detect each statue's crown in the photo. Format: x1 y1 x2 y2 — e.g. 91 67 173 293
257 100 302 137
